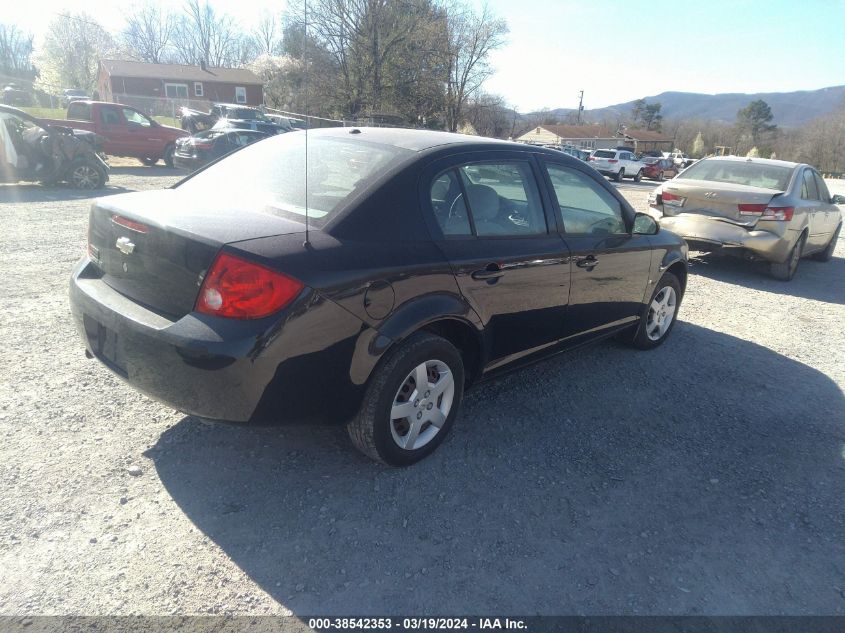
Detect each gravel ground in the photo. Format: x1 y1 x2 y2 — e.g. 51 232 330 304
0 170 843 616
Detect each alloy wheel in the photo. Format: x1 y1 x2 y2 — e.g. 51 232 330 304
390 359 455 451
646 286 677 341
70 165 99 189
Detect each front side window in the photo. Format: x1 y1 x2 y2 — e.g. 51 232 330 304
457 162 547 237
122 108 151 127
545 163 627 235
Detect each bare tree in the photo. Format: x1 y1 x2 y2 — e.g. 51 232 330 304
173 0 253 67
35 13 116 93
121 2 177 63
254 12 283 57
441 0 507 132
0 23 34 76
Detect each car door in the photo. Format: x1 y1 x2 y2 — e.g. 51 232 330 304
424 154 571 367
812 170 840 238
798 168 827 250
541 160 653 341
97 105 131 156
121 107 157 157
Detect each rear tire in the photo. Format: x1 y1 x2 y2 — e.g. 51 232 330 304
627 272 682 350
770 233 806 280
658 171 665 181
141 157 158 166
810 223 840 262
347 332 464 466
615 168 624 182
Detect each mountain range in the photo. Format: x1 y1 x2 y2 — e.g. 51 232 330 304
533 85 845 127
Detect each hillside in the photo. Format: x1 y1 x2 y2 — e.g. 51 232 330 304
536 85 845 127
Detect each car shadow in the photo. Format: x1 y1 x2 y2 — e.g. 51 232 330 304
0 183 134 203
108 166 184 177
689 252 845 305
146 323 845 615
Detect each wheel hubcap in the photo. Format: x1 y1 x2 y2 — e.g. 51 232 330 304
72 165 97 189
390 359 454 451
646 286 677 341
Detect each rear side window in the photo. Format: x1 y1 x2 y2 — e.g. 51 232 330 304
68 102 92 121
457 163 547 237
545 164 626 235
99 107 121 125
430 171 471 236
801 170 819 200
813 171 831 202
593 150 615 158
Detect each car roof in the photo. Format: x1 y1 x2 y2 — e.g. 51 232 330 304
700 155 801 169
301 127 522 152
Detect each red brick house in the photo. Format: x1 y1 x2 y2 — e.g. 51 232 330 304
97 59 263 115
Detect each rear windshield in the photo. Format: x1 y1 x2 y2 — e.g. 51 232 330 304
176 132 411 224
677 160 793 191
225 108 267 121
593 150 615 158
643 157 660 164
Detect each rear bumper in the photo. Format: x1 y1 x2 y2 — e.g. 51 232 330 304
69 259 279 421
659 214 796 262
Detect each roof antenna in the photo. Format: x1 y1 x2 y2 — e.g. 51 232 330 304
303 0 311 249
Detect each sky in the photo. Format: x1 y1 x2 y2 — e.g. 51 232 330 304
9 0 845 112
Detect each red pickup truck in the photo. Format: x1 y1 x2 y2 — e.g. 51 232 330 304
40 101 187 167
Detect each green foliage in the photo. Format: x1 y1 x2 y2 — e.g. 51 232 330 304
737 99 777 146
631 98 662 131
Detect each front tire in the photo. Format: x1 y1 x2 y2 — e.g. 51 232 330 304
770 233 806 280
615 168 624 182
141 157 158 166
347 332 464 466
811 223 840 262
627 272 682 350
634 169 643 183
163 144 175 168
67 160 106 190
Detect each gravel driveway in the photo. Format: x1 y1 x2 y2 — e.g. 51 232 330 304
1 170 843 616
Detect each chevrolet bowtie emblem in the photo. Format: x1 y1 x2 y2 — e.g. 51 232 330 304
116 236 135 255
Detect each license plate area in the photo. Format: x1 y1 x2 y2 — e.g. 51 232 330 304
83 314 127 377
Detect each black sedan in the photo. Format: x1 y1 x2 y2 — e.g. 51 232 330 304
173 128 268 171
70 128 688 466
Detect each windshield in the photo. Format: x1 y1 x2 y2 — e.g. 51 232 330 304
176 132 411 224
225 108 268 121
677 159 793 190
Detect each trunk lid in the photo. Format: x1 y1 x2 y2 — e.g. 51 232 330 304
88 189 305 319
660 179 781 225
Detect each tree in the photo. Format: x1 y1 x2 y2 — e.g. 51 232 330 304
691 131 704 157
631 98 662 131
737 99 777 146
34 13 116 93
746 146 760 158
442 0 508 132
254 12 283 57
0 23 34 76
173 0 253 67
121 2 177 63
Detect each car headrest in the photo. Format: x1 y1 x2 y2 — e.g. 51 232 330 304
465 184 499 220
431 179 450 201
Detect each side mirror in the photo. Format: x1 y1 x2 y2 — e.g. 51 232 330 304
831 194 845 205
633 212 659 235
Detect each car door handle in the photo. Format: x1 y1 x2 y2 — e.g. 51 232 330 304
471 263 505 281
575 256 599 269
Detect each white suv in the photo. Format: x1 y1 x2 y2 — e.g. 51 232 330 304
589 149 644 182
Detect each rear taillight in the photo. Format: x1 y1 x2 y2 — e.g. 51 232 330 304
661 192 686 207
195 252 304 319
112 214 149 233
738 204 767 215
759 206 794 221
588 156 595 161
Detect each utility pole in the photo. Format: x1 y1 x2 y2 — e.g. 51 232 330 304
577 90 584 125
